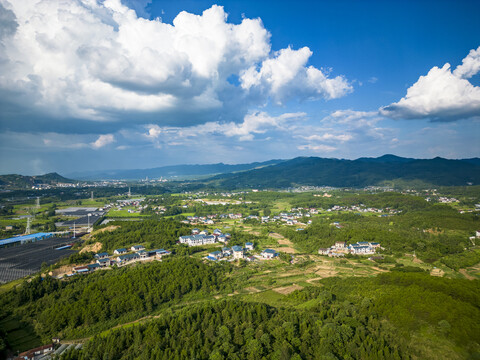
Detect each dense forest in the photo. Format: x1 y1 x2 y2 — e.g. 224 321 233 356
59 273 480 360
91 219 192 252
0 258 231 341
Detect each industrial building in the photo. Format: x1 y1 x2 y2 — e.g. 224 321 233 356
0 232 55 248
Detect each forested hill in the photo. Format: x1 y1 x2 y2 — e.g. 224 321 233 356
208 155 480 189
0 172 75 189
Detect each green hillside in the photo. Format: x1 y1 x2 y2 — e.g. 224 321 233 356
209 156 480 189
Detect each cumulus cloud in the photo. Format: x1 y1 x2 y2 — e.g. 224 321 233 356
91 134 115 149
381 46 480 121
453 47 480 79
240 46 352 103
0 0 350 129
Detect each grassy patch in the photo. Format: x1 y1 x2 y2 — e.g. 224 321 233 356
0 316 42 353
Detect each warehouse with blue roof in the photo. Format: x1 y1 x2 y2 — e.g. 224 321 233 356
0 232 55 247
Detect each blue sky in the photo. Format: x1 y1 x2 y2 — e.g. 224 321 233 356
0 0 479 175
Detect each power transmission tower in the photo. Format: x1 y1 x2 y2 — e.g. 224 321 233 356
26 216 31 235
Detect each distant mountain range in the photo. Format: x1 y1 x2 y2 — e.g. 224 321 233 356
206 155 480 189
66 160 284 180
2 155 479 189
0 172 75 189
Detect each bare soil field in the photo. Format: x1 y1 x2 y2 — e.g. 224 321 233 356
430 268 445 277
459 269 475 280
268 233 298 253
273 284 303 295
272 247 296 254
80 242 102 253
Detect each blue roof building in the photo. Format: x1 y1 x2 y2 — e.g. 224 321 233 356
0 232 54 247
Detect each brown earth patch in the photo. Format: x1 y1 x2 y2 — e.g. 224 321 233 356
245 287 262 293
49 265 76 277
268 233 297 253
268 233 285 240
430 268 445 277
371 266 389 273
311 264 338 278
273 284 303 295
83 225 120 241
80 242 103 253
272 247 297 254
306 277 324 284
412 257 424 264
459 269 475 280
424 228 444 235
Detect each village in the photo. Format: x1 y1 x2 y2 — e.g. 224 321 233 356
60 227 280 278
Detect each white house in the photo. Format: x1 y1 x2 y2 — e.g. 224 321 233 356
97 258 111 267
261 249 278 259
94 252 109 259
114 248 127 255
178 234 216 246
318 248 330 255
117 253 139 264
152 249 171 259
245 242 254 251
349 243 375 255
131 245 145 251
222 247 232 256
232 245 244 259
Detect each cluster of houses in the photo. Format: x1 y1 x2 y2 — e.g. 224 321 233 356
178 228 231 246
318 241 381 257
181 215 217 225
207 242 278 262
325 205 400 215
72 245 171 274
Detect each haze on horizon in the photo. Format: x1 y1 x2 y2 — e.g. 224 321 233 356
0 0 479 175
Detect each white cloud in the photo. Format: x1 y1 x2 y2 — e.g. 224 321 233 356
144 111 306 142
381 46 480 121
297 144 336 152
240 46 352 103
146 125 162 139
453 47 480 79
91 134 115 149
301 133 353 142
221 111 306 141
0 1 350 127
